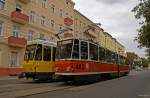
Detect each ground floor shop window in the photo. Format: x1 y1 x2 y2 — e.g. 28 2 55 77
10 52 18 67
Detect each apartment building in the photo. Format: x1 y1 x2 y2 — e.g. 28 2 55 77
0 0 75 75
74 9 99 41
74 10 126 57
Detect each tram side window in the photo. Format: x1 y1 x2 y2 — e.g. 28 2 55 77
81 41 88 60
89 43 98 61
105 50 112 63
43 46 51 61
120 56 125 65
53 47 56 61
111 52 116 64
35 44 42 61
114 53 119 64
72 39 79 59
99 47 105 61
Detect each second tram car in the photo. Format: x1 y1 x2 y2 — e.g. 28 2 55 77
55 38 129 82
23 40 57 81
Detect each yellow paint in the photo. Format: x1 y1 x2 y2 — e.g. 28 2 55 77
23 46 55 73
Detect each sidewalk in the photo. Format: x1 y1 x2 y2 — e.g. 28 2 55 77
0 76 18 81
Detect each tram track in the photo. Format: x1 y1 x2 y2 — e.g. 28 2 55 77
0 73 133 98
0 82 74 98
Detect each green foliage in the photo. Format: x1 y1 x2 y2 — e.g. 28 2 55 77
132 0 150 57
126 52 138 64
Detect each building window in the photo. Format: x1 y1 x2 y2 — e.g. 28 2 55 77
28 31 33 41
59 24 62 31
40 16 45 26
10 52 18 67
42 0 46 8
80 21 82 27
30 11 35 23
0 0 5 10
66 0 69 5
39 33 44 40
12 26 20 38
59 9 63 17
51 20 54 30
66 13 68 17
16 4 22 12
51 4 55 13
31 0 36 4
0 21 4 36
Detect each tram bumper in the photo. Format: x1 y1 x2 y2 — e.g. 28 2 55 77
22 72 54 80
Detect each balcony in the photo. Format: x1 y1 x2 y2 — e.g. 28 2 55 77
64 17 73 26
18 0 30 4
84 26 97 38
8 36 27 48
11 11 29 24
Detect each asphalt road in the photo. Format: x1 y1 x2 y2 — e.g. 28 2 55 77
23 70 150 98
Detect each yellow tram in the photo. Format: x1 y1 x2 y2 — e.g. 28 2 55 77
23 39 57 81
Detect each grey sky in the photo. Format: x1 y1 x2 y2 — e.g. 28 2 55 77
72 0 146 57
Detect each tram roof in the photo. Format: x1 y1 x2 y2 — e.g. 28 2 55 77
58 37 99 45
59 38 120 54
27 39 57 47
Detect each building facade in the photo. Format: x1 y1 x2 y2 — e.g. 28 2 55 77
0 0 75 75
74 10 126 57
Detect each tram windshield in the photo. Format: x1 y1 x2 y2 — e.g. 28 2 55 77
24 44 37 61
56 39 73 59
24 44 42 61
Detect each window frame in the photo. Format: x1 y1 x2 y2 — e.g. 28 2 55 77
0 21 4 36
0 0 5 10
40 16 45 26
72 39 80 59
10 51 18 67
28 31 33 41
80 41 88 60
42 0 47 9
12 26 20 38
16 3 22 12
34 44 42 61
30 11 36 23
43 45 51 61
89 43 98 61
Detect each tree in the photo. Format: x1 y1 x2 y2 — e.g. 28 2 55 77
141 58 149 68
132 0 150 57
126 52 138 64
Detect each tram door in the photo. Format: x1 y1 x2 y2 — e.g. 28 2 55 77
34 44 42 73
51 47 56 72
41 45 52 72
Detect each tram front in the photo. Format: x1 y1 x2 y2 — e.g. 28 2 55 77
55 38 90 81
55 39 74 74
23 40 56 81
